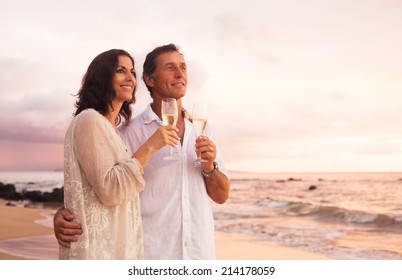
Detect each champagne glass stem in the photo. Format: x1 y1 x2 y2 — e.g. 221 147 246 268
192 103 208 163
162 98 178 160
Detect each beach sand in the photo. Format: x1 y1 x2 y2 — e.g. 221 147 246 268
0 199 329 260
0 199 57 260
215 232 329 260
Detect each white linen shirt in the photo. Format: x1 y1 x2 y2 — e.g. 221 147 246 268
120 104 228 260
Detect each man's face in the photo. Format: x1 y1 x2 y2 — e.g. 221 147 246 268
147 51 188 100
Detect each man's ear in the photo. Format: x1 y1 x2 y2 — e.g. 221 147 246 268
143 74 154 88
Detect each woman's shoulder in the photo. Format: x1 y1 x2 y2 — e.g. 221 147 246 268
75 108 102 121
73 109 105 129
77 108 101 117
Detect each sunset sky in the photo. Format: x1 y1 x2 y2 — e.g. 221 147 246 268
0 0 401 172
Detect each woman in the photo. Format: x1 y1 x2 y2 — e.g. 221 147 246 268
60 49 179 259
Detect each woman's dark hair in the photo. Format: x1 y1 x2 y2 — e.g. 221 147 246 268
74 49 136 125
142 43 181 95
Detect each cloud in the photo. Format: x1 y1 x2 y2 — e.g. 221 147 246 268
0 140 63 171
0 122 66 144
1 0 401 172
0 86 74 143
186 59 210 98
214 86 402 171
0 56 41 95
214 13 279 64
0 51 79 144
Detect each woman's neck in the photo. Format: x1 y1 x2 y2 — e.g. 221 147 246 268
106 102 122 132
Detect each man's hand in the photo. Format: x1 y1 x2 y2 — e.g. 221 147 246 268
195 135 230 204
53 207 82 248
195 135 217 172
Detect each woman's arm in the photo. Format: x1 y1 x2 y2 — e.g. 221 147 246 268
132 125 179 167
74 110 144 207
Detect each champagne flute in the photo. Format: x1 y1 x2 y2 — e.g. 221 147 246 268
161 98 178 160
192 103 208 163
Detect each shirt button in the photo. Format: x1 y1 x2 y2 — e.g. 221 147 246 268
184 241 189 247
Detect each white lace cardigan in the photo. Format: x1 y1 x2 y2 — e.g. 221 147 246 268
60 109 145 259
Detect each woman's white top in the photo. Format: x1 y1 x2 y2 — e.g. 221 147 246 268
60 109 145 260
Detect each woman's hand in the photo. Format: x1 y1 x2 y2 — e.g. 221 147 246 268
148 125 180 151
133 125 180 167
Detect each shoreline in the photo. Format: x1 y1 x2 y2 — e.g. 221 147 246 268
0 199 330 260
215 231 329 260
0 199 57 260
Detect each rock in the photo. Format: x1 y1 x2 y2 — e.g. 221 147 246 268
0 182 23 200
0 182 63 203
22 187 64 203
288 178 302 182
308 185 317 191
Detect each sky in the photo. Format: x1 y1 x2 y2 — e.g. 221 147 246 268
0 0 401 173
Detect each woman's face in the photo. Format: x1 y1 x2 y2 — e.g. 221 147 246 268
112 55 136 103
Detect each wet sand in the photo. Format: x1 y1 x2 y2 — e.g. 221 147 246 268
0 199 329 260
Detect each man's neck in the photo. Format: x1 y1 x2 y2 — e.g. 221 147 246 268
151 99 185 143
151 98 183 120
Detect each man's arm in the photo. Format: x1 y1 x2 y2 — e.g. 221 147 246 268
53 208 82 248
195 136 230 204
203 169 230 204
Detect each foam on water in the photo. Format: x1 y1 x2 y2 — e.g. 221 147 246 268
0 235 58 260
0 212 58 260
214 171 402 259
2 171 402 260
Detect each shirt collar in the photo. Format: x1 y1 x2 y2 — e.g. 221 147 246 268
143 103 193 125
143 103 163 125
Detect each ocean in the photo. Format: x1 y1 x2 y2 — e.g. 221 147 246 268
214 171 402 260
1 171 401 260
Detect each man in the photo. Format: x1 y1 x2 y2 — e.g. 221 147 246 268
54 44 230 259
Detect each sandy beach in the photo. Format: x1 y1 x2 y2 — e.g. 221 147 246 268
0 199 57 260
215 232 329 260
0 199 329 260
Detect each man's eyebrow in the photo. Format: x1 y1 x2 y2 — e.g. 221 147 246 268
164 62 186 67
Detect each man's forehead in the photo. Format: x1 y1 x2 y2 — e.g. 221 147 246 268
157 51 185 64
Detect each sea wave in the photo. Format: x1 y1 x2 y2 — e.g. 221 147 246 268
263 199 402 227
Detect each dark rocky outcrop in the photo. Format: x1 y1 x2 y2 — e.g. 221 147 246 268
308 185 317 191
287 177 302 182
0 182 63 203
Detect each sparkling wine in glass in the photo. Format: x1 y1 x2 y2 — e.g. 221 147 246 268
192 103 208 163
161 98 178 160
